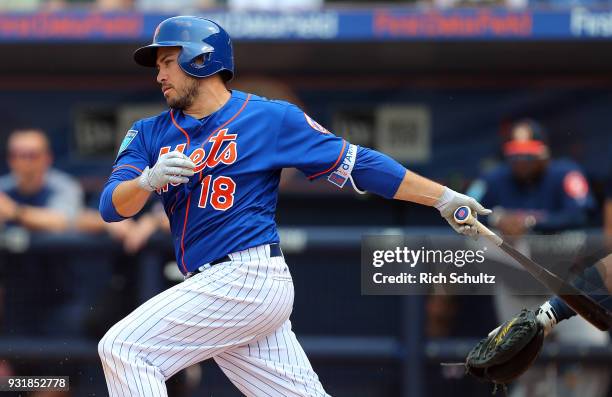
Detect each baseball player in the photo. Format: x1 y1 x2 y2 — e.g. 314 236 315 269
98 16 490 397
463 255 611 393
467 120 608 397
490 253 612 338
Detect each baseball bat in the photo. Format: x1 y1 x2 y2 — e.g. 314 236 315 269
453 206 612 331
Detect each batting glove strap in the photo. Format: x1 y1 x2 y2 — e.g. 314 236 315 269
535 301 558 337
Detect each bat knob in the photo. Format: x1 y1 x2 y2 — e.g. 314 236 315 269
453 206 472 224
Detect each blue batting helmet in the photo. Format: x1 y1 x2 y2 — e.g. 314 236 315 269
134 16 234 81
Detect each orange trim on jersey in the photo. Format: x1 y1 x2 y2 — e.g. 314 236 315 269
307 140 347 180
197 94 251 181
112 164 143 174
170 109 191 149
177 94 253 271
199 94 251 150
179 195 191 273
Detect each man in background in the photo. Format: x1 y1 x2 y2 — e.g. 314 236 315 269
0 128 87 397
467 119 609 397
0 128 83 232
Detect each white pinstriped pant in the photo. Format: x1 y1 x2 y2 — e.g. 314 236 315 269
98 245 330 397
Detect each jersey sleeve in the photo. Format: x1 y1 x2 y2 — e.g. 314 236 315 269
273 104 349 180
350 146 406 199
533 166 592 232
109 121 150 183
99 121 151 222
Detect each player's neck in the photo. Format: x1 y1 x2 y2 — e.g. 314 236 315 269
183 82 231 120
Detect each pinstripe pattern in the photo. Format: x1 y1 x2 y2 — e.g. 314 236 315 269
98 245 330 397
216 320 328 397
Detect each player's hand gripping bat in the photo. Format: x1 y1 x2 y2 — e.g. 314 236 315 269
453 206 612 331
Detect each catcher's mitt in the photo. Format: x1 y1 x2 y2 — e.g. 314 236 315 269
465 309 544 388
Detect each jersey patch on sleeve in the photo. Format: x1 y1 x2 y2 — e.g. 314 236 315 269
304 113 331 134
327 144 357 188
117 129 139 157
563 170 589 200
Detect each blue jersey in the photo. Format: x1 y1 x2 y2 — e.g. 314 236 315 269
105 90 356 274
467 160 593 232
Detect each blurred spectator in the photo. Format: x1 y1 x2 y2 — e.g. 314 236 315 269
77 201 169 254
0 128 83 232
0 129 89 397
467 119 608 397
0 127 97 339
119 203 169 253
470 120 593 237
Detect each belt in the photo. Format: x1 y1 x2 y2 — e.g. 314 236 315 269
185 243 283 279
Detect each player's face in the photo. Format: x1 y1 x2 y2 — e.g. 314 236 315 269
509 157 546 183
156 47 199 110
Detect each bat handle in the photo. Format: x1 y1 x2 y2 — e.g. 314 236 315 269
453 206 503 246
